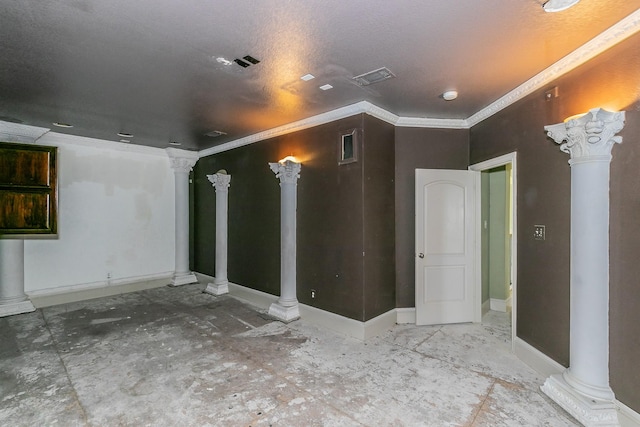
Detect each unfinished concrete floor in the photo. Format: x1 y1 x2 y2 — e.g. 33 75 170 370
0 283 578 426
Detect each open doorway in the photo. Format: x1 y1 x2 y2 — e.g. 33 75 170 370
470 152 517 351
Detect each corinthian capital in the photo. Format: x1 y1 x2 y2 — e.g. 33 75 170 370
545 109 625 161
166 147 198 173
207 171 231 191
269 160 301 184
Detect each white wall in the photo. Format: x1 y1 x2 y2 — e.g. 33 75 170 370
22 132 175 293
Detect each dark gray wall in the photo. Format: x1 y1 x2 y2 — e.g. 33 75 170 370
194 114 396 322
362 115 396 320
470 31 640 412
394 127 470 308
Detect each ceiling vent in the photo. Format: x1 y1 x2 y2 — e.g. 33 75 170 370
204 130 227 138
352 67 396 86
234 55 260 68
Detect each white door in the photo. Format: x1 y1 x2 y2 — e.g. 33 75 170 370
415 169 477 325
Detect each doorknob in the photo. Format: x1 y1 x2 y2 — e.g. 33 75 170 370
418 253 424 258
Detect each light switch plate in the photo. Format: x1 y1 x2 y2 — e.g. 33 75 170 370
534 225 546 240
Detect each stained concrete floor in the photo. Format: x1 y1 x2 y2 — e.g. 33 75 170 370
0 283 579 426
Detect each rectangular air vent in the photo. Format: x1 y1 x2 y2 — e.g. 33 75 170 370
234 55 260 68
352 67 396 86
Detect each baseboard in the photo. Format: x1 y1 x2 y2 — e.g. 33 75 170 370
490 298 508 312
514 337 640 426
27 272 173 308
482 299 490 316
618 400 640 427
514 337 565 378
396 307 416 324
198 276 397 341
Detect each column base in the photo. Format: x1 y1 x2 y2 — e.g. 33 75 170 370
204 280 229 296
542 374 620 426
0 300 36 318
268 301 300 323
169 272 198 287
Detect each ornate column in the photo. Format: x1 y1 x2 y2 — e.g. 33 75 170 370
0 240 36 317
268 158 301 322
166 148 199 286
542 108 624 426
204 171 231 296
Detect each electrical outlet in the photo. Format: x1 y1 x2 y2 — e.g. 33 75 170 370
107 272 112 279
534 225 546 241
311 290 316 299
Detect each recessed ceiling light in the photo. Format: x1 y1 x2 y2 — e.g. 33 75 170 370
170 141 182 146
301 74 315 81
52 122 73 128
442 90 458 101
117 132 133 138
204 130 227 138
215 57 233 66
542 0 579 12
319 84 333 91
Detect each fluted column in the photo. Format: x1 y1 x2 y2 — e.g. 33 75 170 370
268 159 301 322
542 108 624 426
166 148 199 286
0 240 36 317
204 171 231 296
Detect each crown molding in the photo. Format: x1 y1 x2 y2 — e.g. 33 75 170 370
0 121 50 143
198 102 368 157
199 101 468 157
396 116 469 129
467 8 640 127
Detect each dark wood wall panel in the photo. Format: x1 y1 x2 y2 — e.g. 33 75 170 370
0 142 57 235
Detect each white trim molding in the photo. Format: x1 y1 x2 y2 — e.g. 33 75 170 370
396 307 416 324
490 298 508 313
27 272 173 308
470 152 518 351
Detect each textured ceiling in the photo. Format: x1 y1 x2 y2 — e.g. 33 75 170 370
1 0 639 150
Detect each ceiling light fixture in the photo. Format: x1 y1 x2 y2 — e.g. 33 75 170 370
169 141 182 146
204 130 227 138
542 0 580 12
52 122 73 128
301 74 315 81
319 84 333 91
117 132 133 138
442 90 458 101
215 57 233 66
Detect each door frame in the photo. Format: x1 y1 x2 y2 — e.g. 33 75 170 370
469 152 517 351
